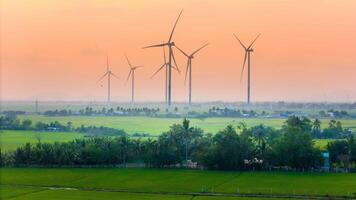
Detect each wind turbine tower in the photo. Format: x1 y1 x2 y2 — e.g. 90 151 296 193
233 33 261 104
144 10 183 111
151 46 179 106
98 56 119 103
175 43 209 107
125 55 143 104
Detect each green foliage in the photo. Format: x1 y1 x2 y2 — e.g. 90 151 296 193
17 115 356 135
10 136 133 166
142 119 203 167
1 117 354 170
202 125 253 170
327 137 356 168
272 127 322 169
75 125 126 136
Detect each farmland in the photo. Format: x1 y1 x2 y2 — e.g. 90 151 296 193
3 115 355 151
0 130 334 152
18 115 356 135
0 130 83 151
2 111 356 199
1 168 356 199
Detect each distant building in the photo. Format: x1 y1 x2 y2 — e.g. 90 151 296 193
47 127 59 132
321 152 330 172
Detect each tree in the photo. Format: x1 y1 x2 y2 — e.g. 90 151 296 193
283 116 312 134
348 137 356 163
21 119 32 130
312 119 321 138
273 127 321 170
327 140 349 164
203 125 253 170
182 118 194 166
67 122 73 131
323 120 347 139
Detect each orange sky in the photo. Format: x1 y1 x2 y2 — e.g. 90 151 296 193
1 0 356 102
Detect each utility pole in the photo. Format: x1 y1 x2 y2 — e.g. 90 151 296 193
35 99 39 114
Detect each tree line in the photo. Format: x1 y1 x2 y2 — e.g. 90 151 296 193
43 106 161 117
1 117 356 171
1 114 353 139
0 115 126 137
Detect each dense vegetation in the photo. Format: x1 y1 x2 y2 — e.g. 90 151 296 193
1 117 355 170
0 115 126 137
39 107 356 119
43 106 161 117
1 114 354 139
4 103 354 118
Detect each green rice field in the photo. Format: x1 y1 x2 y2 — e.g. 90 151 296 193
1 168 355 199
19 115 356 135
0 130 83 151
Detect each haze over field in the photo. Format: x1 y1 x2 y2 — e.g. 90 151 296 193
1 0 356 103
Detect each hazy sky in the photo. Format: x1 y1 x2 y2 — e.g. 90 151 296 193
1 0 356 102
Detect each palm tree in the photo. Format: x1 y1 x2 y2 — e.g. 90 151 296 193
251 125 269 161
312 119 321 138
182 118 194 167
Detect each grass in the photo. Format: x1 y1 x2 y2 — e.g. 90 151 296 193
1 168 356 198
313 139 336 150
0 130 329 152
0 186 295 200
0 186 45 199
0 130 83 151
18 115 356 135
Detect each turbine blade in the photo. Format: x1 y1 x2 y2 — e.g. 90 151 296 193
125 54 132 67
133 65 144 70
125 70 132 85
240 52 248 83
171 63 179 72
143 43 167 49
151 63 166 79
106 56 109 71
168 9 183 43
184 59 190 85
111 72 119 79
163 46 167 63
174 45 189 57
248 33 261 49
97 72 108 82
171 49 180 73
233 33 247 50
191 43 209 56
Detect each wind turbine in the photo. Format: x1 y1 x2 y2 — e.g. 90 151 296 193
233 33 261 105
150 46 179 104
175 43 209 107
143 10 183 111
125 55 143 104
98 56 119 103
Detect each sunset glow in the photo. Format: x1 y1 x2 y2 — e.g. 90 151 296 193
1 0 356 102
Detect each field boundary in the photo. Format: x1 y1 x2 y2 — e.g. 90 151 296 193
2 184 355 200
1 187 48 200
